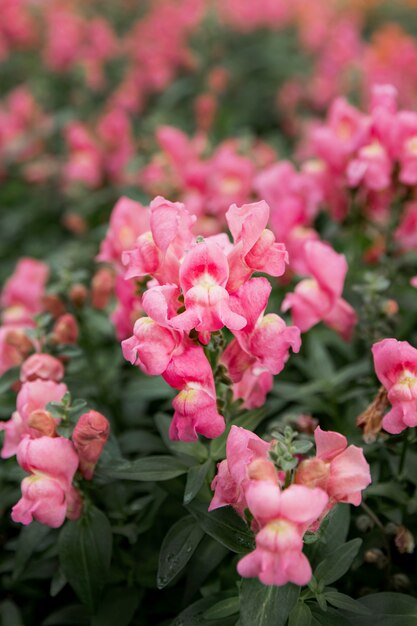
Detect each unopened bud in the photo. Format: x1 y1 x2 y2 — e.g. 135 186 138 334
42 294 66 319
395 526 415 554
295 457 329 489
52 313 78 345
91 268 114 310
382 299 398 317
295 414 319 434
28 410 56 437
70 283 88 308
248 458 278 483
62 212 88 236
72 410 110 480
21 353 64 383
364 548 387 568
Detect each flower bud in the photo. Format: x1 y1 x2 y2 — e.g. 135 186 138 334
295 457 329 489
42 294 66 318
70 283 88 308
72 410 110 479
395 526 415 554
247 458 278 483
62 212 88 236
91 268 114 310
295 414 318 434
21 353 64 383
28 409 57 437
52 313 79 345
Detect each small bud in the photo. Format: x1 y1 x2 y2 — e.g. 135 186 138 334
248 458 278 483
364 548 387 568
28 410 57 437
70 283 88 308
91 268 114 310
42 294 66 319
62 212 88 236
356 514 374 532
4 328 32 361
382 299 398 317
72 410 110 480
295 414 318 434
394 526 415 554
52 313 79 345
295 457 329 489
391 573 411 591
21 353 64 383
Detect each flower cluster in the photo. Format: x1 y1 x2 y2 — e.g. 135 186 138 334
0 259 110 528
210 425 371 586
118 196 300 440
372 338 417 434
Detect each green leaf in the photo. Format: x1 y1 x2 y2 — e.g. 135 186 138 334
13 521 51 581
310 606 352 626
288 602 312 626
157 515 204 589
91 587 140 626
171 595 232 626
345 593 417 626
240 579 299 626
42 605 89 625
184 460 212 505
203 597 240 620
325 591 370 615
58 507 112 613
315 539 362 586
97 455 188 481
0 600 24 626
187 501 254 553
0 366 20 394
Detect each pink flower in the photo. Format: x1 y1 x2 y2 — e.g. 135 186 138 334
52 314 79 345
395 201 417 252
0 325 32 376
111 276 143 341
72 410 110 480
162 343 225 441
122 196 195 285
282 240 357 340
237 483 328 586
0 379 68 459
121 285 183 375
1 258 49 325
228 278 301 375
296 427 371 507
170 239 247 344
347 139 392 191
11 436 81 528
394 111 417 186
226 201 288 291
372 338 417 433
20 354 64 383
16 380 68 423
209 425 271 515
97 196 150 269
311 97 369 173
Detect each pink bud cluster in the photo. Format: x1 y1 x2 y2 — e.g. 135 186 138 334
117 196 300 441
0 260 110 528
210 425 371 587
